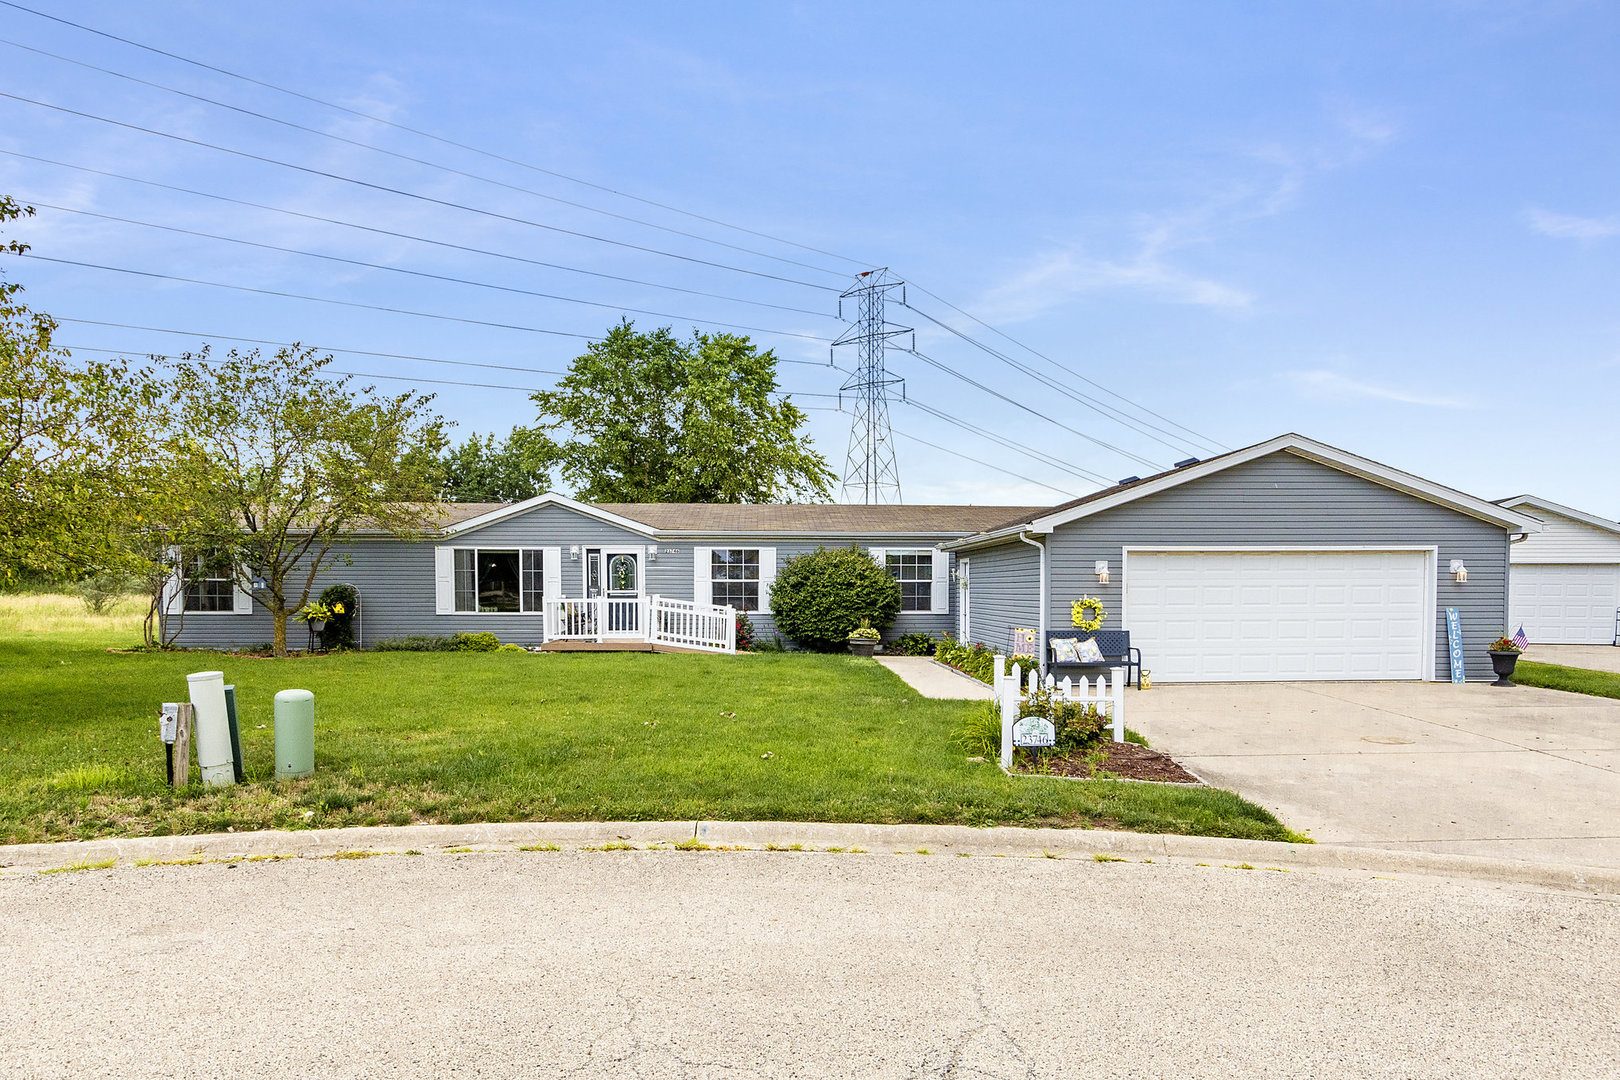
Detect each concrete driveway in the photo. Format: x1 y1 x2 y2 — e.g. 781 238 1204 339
1130 681 1620 869
1527 644 1620 674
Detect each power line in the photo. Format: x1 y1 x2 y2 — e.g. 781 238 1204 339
0 0 869 270
0 36 850 279
0 149 835 318
901 397 1113 487
26 202 833 342
0 91 840 292
905 280 1228 453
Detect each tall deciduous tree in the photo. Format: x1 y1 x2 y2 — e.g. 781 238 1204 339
168 346 448 656
530 322 834 503
1 196 161 581
435 430 551 502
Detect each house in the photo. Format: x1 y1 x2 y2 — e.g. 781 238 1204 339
1495 495 1620 646
166 498 1046 652
942 434 1541 683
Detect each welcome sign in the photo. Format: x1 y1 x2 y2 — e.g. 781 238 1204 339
1445 607 1465 684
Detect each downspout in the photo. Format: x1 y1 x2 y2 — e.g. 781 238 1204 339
1017 531 1047 675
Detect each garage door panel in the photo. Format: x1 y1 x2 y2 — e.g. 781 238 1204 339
1509 564 1620 645
1127 550 1429 683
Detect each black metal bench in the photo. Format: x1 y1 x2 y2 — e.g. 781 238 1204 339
1045 629 1142 688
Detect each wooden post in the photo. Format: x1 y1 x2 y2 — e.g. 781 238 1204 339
171 702 195 788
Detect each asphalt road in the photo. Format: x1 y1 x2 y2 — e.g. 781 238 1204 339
2 849 1616 1078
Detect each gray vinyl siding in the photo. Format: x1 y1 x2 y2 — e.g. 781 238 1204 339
173 506 963 650
1040 452 1511 682
667 535 960 646
961 539 1040 652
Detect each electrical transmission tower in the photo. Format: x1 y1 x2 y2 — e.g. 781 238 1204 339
832 268 910 504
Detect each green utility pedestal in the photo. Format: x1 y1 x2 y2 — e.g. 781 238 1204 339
274 689 315 779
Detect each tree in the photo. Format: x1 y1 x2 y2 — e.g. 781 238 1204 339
530 322 835 503
167 346 449 656
1 196 162 581
768 546 901 651
436 430 551 502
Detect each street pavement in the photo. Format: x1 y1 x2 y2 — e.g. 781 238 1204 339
1130 680 1620 868
2 847 1615 1078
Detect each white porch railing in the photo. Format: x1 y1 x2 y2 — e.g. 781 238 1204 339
992 653 1124 768
541 595 735 654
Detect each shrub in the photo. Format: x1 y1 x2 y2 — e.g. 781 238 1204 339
450 631 501 652
935 635 1036 685
496 643 528 653
1019 687 1107 752
73 572 133 614
735 611 755 652
373 635 456 652
768 545 900 651
892 632 936 656
319 583 360 649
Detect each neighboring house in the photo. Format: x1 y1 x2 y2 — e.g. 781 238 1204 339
167 499 1045 651
943 434 1541 683
1495 495 1620 646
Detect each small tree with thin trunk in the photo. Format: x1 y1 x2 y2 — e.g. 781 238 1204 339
168 346 448 656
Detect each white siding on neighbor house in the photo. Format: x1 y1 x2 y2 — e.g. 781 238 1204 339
1508 508 1620 564
1044 453 1510 682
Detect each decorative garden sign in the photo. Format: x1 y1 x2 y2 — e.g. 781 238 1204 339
1012 716 1056 748
1445 607 1465 684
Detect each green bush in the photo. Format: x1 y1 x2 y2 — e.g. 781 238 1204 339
768 545 900 651
1019 688 1107 752
892 632 936 656
449 631 502 652
73 572 134 614
496 643 528 653
373 635 456 652
318 583 360 649
935 635 1036 685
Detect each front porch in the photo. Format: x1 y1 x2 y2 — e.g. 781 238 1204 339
540 595 738 654
539 639 717 654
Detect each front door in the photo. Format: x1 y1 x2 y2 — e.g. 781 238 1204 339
603 548 642 636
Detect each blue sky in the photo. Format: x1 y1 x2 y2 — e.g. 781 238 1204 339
2 1 1617 511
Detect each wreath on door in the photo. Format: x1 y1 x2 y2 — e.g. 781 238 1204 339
1070 595 1106 631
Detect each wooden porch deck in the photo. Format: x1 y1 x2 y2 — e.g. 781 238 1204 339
538 640 713 654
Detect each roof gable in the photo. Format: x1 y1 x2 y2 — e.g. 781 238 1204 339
443 493 660 538
1497 495 1620 537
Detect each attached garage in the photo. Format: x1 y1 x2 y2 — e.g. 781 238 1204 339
948 434 1541 684
1499 496 1620 646
1123 549 1433 682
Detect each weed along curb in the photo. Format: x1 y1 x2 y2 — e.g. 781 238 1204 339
2 821 1617 895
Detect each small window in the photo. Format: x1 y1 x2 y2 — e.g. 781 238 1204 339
886 551 932 612
183 551 235 612
712 548 760 611
521 550 543 612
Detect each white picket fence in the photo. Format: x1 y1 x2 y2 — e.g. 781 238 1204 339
992 654 1125 768
541 595 735 654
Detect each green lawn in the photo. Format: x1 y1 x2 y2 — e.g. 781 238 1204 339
0 595 1299 844
1515 660 1620 700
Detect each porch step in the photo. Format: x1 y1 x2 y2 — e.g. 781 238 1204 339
539 641 714 654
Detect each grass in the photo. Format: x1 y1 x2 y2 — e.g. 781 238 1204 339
1515 660 1620 700
0 592 1301 845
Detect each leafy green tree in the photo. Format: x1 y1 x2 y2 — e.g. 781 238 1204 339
530 322 834 503
1 196 162 581
436 430 551 502
167 345 449 656
768 546 901 651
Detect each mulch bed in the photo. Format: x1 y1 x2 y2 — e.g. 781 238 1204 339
1010 740 1201 784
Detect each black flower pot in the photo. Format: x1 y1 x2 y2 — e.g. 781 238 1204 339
849 638 878 658
1488 650 1519 687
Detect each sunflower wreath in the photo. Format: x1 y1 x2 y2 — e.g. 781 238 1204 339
1070 595 1106 632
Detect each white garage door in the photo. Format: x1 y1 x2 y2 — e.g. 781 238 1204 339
1509 564 1620 645
1125 550 1431 683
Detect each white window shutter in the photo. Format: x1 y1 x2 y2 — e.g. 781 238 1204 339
233 567 254 615
161 549 184 616
542 547 562 601
692 547 712 605
930 549 950 614
758 547 777 612
434 546 455 614
868 547 886 570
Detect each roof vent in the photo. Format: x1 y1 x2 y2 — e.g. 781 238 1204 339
1117 476 1141 485
1174 456 1200 468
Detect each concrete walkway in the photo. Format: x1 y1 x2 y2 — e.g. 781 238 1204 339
875 654 993 699
1130 681 1620 868
1528 644 1620 674
2 843 1615 1078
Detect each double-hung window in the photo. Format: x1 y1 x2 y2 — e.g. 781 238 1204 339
710 549 761 612
183 551 236 613
886 550 934 612
452 548 541 613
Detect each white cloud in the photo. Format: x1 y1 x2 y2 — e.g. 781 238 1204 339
1526 206 1620 241
1285 370 1476 410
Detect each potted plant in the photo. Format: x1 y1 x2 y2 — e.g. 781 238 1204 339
848 623 881 657
1487 636 1522 687
295 600 335 634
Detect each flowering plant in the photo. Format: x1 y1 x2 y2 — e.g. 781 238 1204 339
1488 636 1522 653
848 623 881 641
295 601 335 623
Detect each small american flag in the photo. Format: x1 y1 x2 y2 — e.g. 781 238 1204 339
1512 625 1530 650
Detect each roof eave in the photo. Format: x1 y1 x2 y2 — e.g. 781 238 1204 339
1496 495 1620 536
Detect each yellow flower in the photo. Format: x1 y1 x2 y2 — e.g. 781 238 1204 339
332 602 345 615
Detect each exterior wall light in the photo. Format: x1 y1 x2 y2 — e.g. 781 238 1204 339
1449 559 1468 583
569 545 581 560
1095 560 1110 584
646 547 658 562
